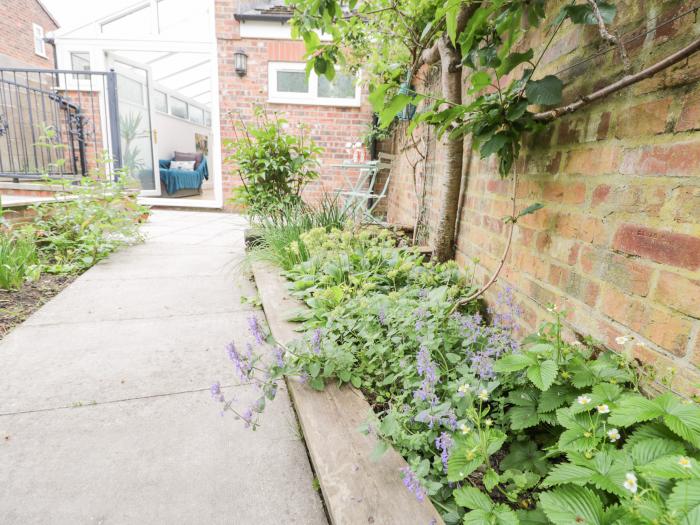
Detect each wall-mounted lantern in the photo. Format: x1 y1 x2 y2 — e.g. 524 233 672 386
234 49 248 77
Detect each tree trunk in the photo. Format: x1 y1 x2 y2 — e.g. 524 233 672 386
432 36 464 262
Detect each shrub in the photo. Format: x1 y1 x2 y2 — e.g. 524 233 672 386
226 107 322 215
0 233 40 290
25 177 146 274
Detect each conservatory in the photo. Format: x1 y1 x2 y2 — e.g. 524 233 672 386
52 0 222 207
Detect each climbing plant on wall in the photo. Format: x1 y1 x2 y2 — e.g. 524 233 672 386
288 0 700 275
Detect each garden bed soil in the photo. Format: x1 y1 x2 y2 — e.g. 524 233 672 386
0 274 75 339
251 260 444 525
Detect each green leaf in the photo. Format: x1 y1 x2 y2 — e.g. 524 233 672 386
542 463 594 487
483 469 500 491
629 438 687 465
501 441 550 475
480 132 511 158
494 353 535 373
309 361 321 378
539 486 604 525
640 454 700 480
607 394 662 427
309 376 325 391
669 479 700 517
497 49 534 76
368 84 391 112
509 405 541 430
378 94 412 127
453 486 493 511
538 385 577 413
525 75 563 106
445 0 459 45
350 376 362 389
470 71 491 91
370 440 389 461
517 202 544 219
527 359 558 391
516 508 550 525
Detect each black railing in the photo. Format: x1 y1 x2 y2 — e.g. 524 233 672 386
0 67 121 181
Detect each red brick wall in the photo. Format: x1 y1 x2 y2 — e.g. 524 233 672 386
215 0 373 207
0 0 58 69
385 0 700 395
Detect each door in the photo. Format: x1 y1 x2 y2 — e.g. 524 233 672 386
106 53 161 196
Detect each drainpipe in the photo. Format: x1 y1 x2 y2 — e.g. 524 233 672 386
44 37 59 85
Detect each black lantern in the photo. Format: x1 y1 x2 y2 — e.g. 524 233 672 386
234 49 248 77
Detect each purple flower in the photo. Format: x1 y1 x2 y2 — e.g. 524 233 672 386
226 341 254 380
378 308 387 326
400 467 426 501
415 345 438 405
247 316 266 345
274 346 285 368
241 408 253 429
435 432 453 472
210 381 225 403
414 307 427 331
311 328 323 355
490 285 522 332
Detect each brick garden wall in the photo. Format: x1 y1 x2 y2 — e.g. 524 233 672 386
215 0 374 207
384 0 700 395
0 0 58 69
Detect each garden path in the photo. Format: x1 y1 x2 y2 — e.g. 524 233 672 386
0 210 327 524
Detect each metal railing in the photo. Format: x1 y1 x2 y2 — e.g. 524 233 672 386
0 67 121 181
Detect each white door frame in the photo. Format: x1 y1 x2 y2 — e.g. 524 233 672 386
106 52 162 197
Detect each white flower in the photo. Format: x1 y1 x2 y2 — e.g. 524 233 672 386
484 418 493 427
459 423 471 435
615 336 631 345
546 304 558 312
607 428 621 442
344 142 352 148
623 472 638 493
577 395 592 405
679 457 692 469
458 383 471 395
596 404 610 414
477 389 489 401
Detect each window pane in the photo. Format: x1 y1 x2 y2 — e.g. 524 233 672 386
205 111 212 126
170 97 188 119
154 90 167 112
117 75 144 106
190 106 204 124
277 71 308 93
71 53 90 79
318 73 356 99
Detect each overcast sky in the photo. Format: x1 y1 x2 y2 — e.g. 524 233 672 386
42 0 141 31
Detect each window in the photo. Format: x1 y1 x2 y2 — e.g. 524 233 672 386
205 111 212 126
189 106 204 125
32 24 46 57
268 62 361 107
116 75 145 106
70 52 90 79
154 90 168 113
170 97 188 119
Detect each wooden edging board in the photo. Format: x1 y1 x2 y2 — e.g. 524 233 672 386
251 261 444 525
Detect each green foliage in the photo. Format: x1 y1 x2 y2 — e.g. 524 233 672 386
24 178 146 274
289 0 620 176
225 226 700 524
0 232 40 290
247 194 352 270
226 107 322 215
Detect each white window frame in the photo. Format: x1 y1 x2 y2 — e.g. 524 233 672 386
268 62 361 108
32 24 46 58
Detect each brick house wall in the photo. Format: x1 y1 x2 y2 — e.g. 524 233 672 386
384 0 700 395
0 0 58 69
215 1 374 206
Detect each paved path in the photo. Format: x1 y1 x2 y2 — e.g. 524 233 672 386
0 210 327 525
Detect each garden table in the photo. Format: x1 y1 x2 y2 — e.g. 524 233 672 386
329 153 394 222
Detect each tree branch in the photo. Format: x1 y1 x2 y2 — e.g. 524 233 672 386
533 37 700 121
587 0 630 70
418 3 480 67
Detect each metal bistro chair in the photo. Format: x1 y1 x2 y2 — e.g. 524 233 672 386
335 152 395 223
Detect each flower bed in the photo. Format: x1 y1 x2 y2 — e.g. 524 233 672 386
221 226 700 525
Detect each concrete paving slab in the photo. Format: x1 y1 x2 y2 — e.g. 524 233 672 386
0 210 326 524
0 387 325 525
0 312 261 413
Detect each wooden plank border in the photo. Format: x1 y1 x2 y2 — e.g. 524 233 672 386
252 261 444 525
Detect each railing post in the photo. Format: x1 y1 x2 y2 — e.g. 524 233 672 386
106 69 122 176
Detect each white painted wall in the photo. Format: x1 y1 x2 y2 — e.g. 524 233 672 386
154 111 210 160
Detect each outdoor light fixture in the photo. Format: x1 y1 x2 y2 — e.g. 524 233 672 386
397 81 417 121
234 49 248 77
